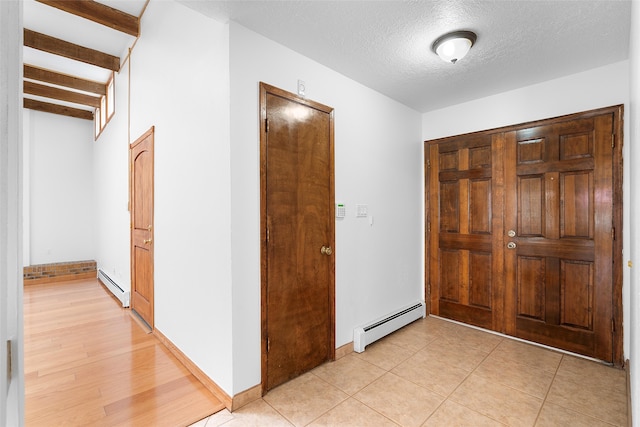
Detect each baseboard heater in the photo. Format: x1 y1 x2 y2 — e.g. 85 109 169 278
353 301 426 353
97 269 130 308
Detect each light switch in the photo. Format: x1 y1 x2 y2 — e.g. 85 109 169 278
356 204 368 218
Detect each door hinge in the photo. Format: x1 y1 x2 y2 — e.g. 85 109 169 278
427 222 431 233
266 226 270 242
265 118 269 133
612 227 616 241
267 337 270 352
612 318 616 333
612 134 615 149
427 159 431 168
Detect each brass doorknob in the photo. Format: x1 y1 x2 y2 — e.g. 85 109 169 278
507 242 516 249
144 239 153 244
321 246 333 256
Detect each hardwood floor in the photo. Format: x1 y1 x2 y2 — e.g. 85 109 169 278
24 278 225 426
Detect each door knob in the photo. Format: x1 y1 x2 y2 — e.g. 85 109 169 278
507 242 516 249
321 246 333 256
507 229 516 237
144 239 153 244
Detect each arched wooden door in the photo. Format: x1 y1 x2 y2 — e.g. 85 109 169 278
130 127 154 329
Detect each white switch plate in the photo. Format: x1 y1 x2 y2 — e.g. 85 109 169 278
297 80 306 96
356 204 368 217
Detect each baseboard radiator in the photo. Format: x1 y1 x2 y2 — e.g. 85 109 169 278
97 269 130 307
353 301 426 353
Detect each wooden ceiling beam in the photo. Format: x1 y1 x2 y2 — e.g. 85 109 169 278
24 98 93 121
24 81 102 108
24 64 106 96
24 29 120 71
36 0 140 37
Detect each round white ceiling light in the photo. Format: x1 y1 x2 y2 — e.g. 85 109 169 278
432 31 477 64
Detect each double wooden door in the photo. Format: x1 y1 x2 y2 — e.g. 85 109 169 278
426 106 622 364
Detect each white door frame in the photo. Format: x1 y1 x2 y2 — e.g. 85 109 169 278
1 0 25 424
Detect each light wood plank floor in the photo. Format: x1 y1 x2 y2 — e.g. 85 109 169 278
24 278 225 426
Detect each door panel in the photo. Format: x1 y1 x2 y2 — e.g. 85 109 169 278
427 107 621 364
260 83 335 392
428 133 504 331
507 114 613 360
470 252 492 308
130 128 154 329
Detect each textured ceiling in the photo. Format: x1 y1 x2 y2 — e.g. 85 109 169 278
180 0 632 113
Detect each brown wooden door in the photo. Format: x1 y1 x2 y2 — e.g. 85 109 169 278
130 127 154 329
427 107 622 364
504 114 614 361
426 133 505 331
260 83 335 392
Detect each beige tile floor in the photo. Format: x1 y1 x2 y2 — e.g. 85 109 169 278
190 316 628 427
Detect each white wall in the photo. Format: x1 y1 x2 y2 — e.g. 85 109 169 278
128 1 234 394
93 61 131 291
422 60 631 358
27 110 95 265
628 0 639 424
229 23 423 393
422 61 629 140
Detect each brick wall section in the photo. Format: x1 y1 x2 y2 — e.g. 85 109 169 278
23 260 97 284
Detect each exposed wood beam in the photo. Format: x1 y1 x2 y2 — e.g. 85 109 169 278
24 81 102 108
24 98 94 121
36 0 140 37
24 64 106 96
24 29 120 71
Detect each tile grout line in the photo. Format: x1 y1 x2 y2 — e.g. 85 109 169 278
537 357 625 426
382 323 507 426
374 329 445 425
385 322 507 425
434 336 509 426
346 374 414 426
300 371 351 426
261 397 296 426
386 333 466 425
531 353 564 426
338 330 435 426
336 350 412 426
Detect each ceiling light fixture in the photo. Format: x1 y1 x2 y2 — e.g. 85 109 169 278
432 30 477 64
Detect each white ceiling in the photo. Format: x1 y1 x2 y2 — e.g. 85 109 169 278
179 0 632 113
22 1 632 114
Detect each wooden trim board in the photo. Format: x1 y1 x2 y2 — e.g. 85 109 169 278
153 328 233 410
231 385 261 411
335 342 353 360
